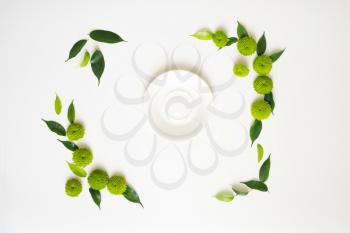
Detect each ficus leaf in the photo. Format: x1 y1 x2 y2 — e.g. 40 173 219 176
89 188 101 209
89 30 125 43
58 140 79 151
80 50 90 67
123 186 143 208
54 94 62 115
215 191 234 202
257 144 264 162
67 162 87 177
264 92 275 113
257 32 266 55
259 154 271 182
237 21 248 39
191 29 213 40
270 49 285 62
242 180 268 192
67 101 75 124
250 120 262 146
66 39 87 62
42 119 66 136
90 49 105 84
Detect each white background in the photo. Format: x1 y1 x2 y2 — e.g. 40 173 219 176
1 0 350 232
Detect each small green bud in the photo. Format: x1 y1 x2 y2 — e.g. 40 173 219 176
212 30 228 48
251 99 272 120
65 178 82 197
67 123 85 141
72 148 93 167
88 169 109 190
107 176 127 195
237 37 257 56
233 64 249 77
253 55 272 75
253 76 273 94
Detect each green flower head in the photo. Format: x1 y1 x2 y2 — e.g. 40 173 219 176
253 76 273 94
72 148 93 167
253 55 272 75
233 64 249 77
67 123 85 141
251 99 272 120
107 176 127 195
65 178 82 197
88 169 109 190
212 30 228 48
237 37 257 56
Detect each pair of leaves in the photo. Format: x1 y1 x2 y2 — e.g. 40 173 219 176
237 21 248 38
42 119 66 136
123 186 143 208
67 162 87 177
250 120 262 146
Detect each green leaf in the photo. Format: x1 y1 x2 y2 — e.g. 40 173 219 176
242 180 268 192
42 119 66 136
257 32 266 55
191 29 212 40
54 94 62 115
250 120 262 146
257 144 264 162
58 140 79 151
259 154 271 182
90 49 105 84
89 30 125 43
232 187 249 196
66 39 87 62
67 162 87 177
226 37 238 46
67 101 75 124
89 188 101 209
80 50 90 67
237 21 248 39
215 191 234 202
123 186 143 208
270 49 285 62
264 92 275 113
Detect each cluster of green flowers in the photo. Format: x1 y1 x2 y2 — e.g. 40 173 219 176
43 97 142 208
192 21 284 202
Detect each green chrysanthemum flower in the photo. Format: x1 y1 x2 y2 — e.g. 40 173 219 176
67 123 85 141
65 178 82 197
251 99 272 120
253 76 273 94
237 37 257 56
72 148 93 167
233 64 249 77
212 30 228 48
253 55 272 75
88 169 109 190
107 176 127 195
